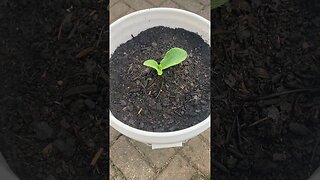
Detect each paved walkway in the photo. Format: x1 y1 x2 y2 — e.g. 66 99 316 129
109 1 210 179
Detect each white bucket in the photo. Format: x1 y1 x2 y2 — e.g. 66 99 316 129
109 8 211 149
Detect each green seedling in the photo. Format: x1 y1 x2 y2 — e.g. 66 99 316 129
211 0 228 9
143 47 188 76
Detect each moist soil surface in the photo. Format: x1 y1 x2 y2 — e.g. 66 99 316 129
110 26 210 132
212 0 320 179
0 1 108 179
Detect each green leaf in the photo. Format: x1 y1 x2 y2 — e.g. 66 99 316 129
143 59 163 75
160 48 188 70
211 0 228 9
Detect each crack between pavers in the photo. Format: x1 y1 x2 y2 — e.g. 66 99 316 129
177 143 209 179
110 134 123 147
198 134 210 147
126 138 158 172
145 0 166 7
127 138 186 180
172 0 204 12
121 1 146 12
198 0 210 7
110 159 128 180
190 172 209 180
110 2 134 23
150 148 185 180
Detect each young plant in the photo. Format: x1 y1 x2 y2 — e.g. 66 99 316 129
143 47 188 76
211 0 228 9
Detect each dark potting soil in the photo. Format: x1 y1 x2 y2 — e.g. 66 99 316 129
0 1 108 179
212 0 320 179
110 26 210 132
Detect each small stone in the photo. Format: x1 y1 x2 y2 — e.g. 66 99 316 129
162 98 170 106
143 68 150 75
151 42 157 47
163 114 170 119
239 30 251 40
46 175 58 180
86 139 96 148
143 109 149 115
86 78 93 84
200 100 207 104
273 153 287 161
33 121 54 140
237 159 250 170
254 159 278 174
156 103 162 110
302 42 310 49
60 119 71 129
70 99 85 113
57 80 63 86
93 14 98 20
139 122 144 129
288 32 302 42
135 80 141 85
148 98 156 106
53 138 75 158
267 106 280 120
169 126 177 131
85 60 96 73
154 127 164 132
272 74 282 83
127 105 133 112
226 156 238 169
120 100 126 106
289 123 311 136
84 98 95 109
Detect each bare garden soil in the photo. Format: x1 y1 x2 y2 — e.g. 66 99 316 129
212 0 320 179
110 26 210 132
0 0 108 179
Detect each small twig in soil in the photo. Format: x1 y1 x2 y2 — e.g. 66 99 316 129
93 165 101 174
174 111 182 116
257 88 320 100
90 148 104 166
75 47 94 59
67 20 79 39
127 64 133 74
227 147 244 159
138 108 142 115
223 43 230 62
236 114 242 147
311 138 320 162
89 10 96 16
42 143 54 157
97 65 108 83
58 13 72 40
64 85 97 97
226 117 236 144
248 117 271 127
53 101 61 105
155 79 164 99
212 159 229 174
290 94 303 119
95 25 105 47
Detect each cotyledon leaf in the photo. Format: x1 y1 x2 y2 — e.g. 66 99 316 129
143 59 163 75
160 48 188 70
